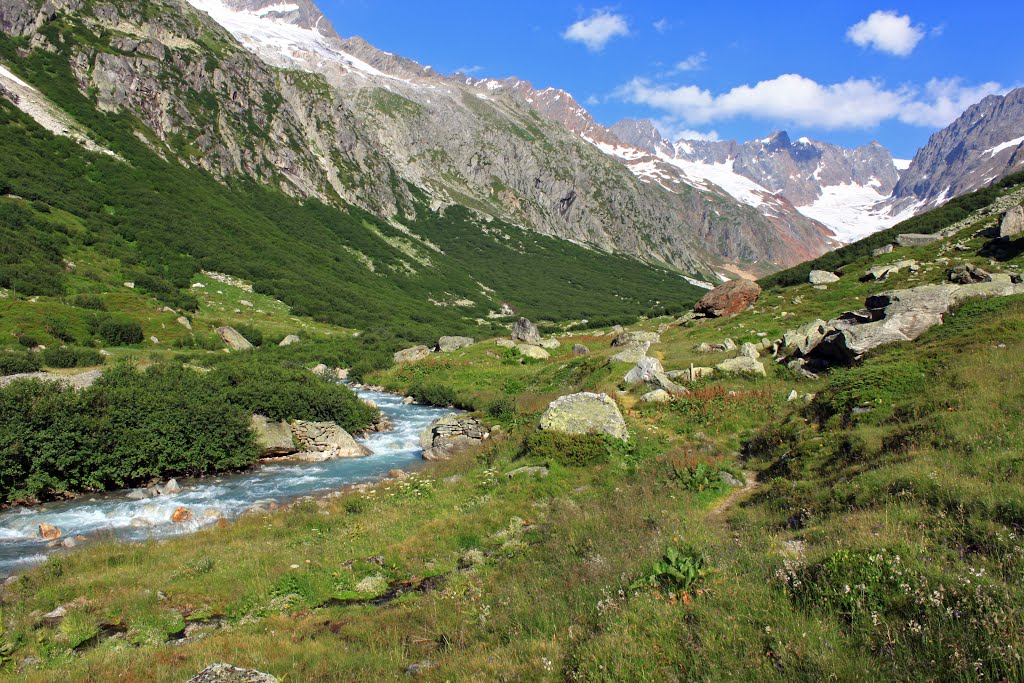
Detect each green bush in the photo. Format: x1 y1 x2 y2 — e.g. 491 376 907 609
15 334 39 349
42 346 104 368
0 351 42 375
485 396 518 424
408 383 472 409
45 315 76 343
96 317 144 345
233 323 264 347
71 294 106 311
522 431 610 467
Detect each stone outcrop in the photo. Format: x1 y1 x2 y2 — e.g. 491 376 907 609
808 270 840 285
539 392 628 441
0 369 102 390
394 346 431 364
290 420 371 460
623 357 665 385
436 336 474 352
895 233 942 247
716 356 767 376
1000 205 1024 238
420 415 487 460
948 264 991 285
511 318 541 344
250 414 297 457
693 279 762 318
216 326 253 351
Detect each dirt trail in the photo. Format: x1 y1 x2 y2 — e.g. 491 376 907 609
707 471 758 525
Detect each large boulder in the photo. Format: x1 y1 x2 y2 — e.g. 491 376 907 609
394 345 432 364
511 317 541 344
516 344 550 360
808 270 840 285
539 338 561 349
278 334 300 346
624 356 665 385
609 342 650 364
250 415 297 457
694 279 762 318
862 265 900 281
216 327 253 351
895 233 942 247
420 415 487 460
290 421 371 460
611 331 660 347
436 336 474 353
572 344 590 355
539 392 628 441
999 205 1024 238
782 319 830 355
716 356 767 376
948 264 991 285
187 663 279 683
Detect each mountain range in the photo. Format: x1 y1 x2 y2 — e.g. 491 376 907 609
1 0 1023 284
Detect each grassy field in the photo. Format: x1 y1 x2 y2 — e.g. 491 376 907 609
2 184 1023 680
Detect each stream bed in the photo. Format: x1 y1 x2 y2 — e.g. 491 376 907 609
0 387 453 576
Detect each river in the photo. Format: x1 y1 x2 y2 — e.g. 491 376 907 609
0 387 454 576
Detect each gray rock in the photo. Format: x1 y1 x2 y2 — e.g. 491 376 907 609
516 344 550 360
505 466 549 479
393 346 432 364
216 327 253 352
187 663 280 683
722 338 737 352
539 392 629 441
611 331 660 347
157 479 181 495
436 336 474 352
421 415 487 460
715 356 767 376
947 264 991 284
640 389 671 403
739 342 761 359
863 265 900 281
782 319 830 355
720 472 744 487
511 317 541 344
808 270 840 285
278 334 300 346
666 367 713 383
290 421 371 459
871 244 895 257
176 316 192 331
572 343 590 355
539 337 561 349
251 415 298 457
787 390 799 401
609 342 650 364
126 489 153 500
1000 205 1024 238
895 233 943 247
624 356 665 385
495 339 516 348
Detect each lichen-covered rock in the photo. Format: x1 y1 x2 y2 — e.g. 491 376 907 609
216 326 253 351
539 392 628 441
895 233 942 247
186 663 280 683
739 342 761 359
511 317 540 344
609 342 650 364
716 356 767 376
624 356 665 385
572 343 590 355
436 336 474 352
808 270 840 285
539 338 561 349
516 344 550 360
495 339 516 348
610 331 660 347
278 334 300 346
640 389 671 403
251 414 297 457
947 264 991 284
693 279 762 318
394 345 431 364
420 415 487 460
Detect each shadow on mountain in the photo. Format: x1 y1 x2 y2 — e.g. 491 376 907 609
978 237 1024 261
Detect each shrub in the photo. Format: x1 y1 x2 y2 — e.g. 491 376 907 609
408 383 472 409
16 334 39 349
233 323 264 347
522 431 610 467
71 294 106 311
630 546 708 593
45 315 76 343
42 346 104 368
0 351 42 375
97 317 144 345
485 396 518 424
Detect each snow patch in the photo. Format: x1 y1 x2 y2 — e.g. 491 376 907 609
796 182 899 243
983 135 1024 158
893 158 912 171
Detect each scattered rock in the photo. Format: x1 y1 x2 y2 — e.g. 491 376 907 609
539 392 628 441
999 205 1024 238
176 316 192 331
720 472 744 487
436 336 474 353
494 339 516 349
787 390 799 401
404 662 434 678
123 281 135 289
611 331 660 347
186 663 280 683
609 342 650 364
739 342 760 359
538 338 561 349
394 346 431 364
948 263 991 284
896 233 942 247
401 396 415 405
149 336 160 345
808 270 840 285
871 244 895 257
624 356 665 385
640 389 671 403
511 317 541 344
572 343 590 355
862 264 901 281
38 523 61 540
216 327 253 352
693 279 762 318
157 479 181 495
126 488 154 500
171 507 193 523
251 415 298 457
239 300 254 308
505 466 549 479
516 344 550 360
715 356 766 377
278 335 300 346
421 415 487 461
666 367 713 383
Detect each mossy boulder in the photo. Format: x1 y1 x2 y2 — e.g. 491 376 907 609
539 392 628 441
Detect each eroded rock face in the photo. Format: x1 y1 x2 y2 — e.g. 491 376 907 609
511 318 541 344
394 346 431 364
436 336 474 353
420 415 487 460
539 392 628 441
217 326 253 351
694 279 762 318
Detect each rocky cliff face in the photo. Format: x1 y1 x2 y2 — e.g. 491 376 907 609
890 88 1024 213
0 0 848 276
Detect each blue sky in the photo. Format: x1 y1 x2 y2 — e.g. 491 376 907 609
317 1 1023 158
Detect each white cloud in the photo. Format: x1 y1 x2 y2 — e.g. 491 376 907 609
563 10 629 52
847 10 924 56
653 18 669 33
456 65 484 75
675 51 706 72
584 95 600 106
617 73 1007 130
